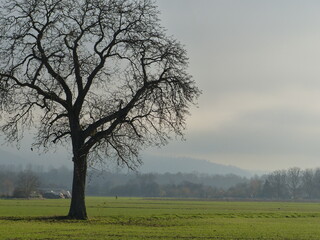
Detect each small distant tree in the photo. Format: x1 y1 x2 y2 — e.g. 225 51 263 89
13 170 39 198
248 177 262 198
262 179 272 198
0 170 17 197
286 167 301 199
267 170 287 199
0 0 200 219
301 169 314 199
2 179 15 197
312 168 320 198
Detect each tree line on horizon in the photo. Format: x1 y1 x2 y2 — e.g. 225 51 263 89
2 165 320 200
86 167 320 200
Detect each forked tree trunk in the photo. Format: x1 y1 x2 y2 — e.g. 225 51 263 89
68 155 88 220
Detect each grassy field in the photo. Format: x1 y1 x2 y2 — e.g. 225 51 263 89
1 197 320 239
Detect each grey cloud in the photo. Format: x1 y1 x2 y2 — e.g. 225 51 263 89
155 107 320 158
159 0 320 97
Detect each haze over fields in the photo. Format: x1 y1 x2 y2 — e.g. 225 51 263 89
2 0 320 173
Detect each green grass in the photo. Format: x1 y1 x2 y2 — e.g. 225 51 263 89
1 197 320 239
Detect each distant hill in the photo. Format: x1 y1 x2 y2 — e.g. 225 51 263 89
139 155 253 177
0 148 255 177
0 147 72 169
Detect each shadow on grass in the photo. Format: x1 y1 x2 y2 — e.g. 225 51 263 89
0 216 84 222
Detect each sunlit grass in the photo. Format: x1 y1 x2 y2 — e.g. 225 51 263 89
1 197 320 239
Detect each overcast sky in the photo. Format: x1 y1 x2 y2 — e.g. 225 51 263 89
147 0 320 171
3 1 320 172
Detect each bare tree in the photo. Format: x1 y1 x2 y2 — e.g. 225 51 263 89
286 167 301 199
267 170 287 199
13 170 40 198
312 168 320 198
301 169 314 199
0 0 200 219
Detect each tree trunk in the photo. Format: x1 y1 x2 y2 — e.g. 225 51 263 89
68 155 88 220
